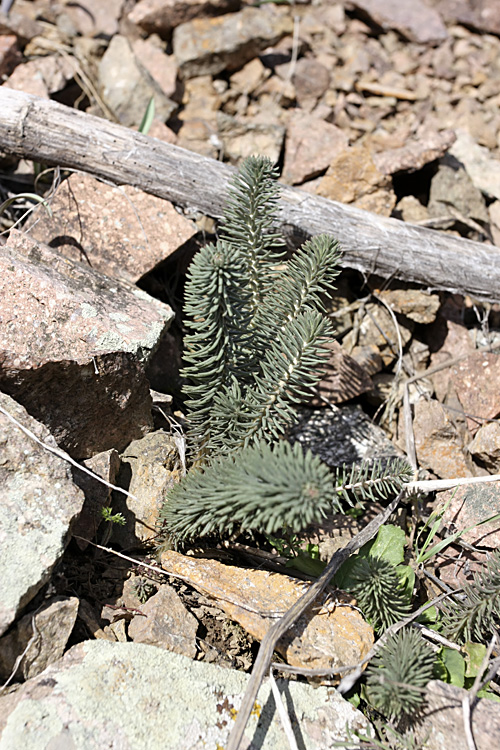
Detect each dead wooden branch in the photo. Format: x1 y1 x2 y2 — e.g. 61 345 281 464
1 88 500 302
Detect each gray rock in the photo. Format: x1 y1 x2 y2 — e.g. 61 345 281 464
428 161 489 226
450 129 500 201
112 431 183 547
128 584 198 657
433 0 500 36
415 680 500 750
216 111 285 165
347 0 447 43
0 231 174 459
173 5 293 79
0 640 370 748
468 421 500 473
0 394 84 636
0 597 79 682
58 0 124 38
99 35 177 127
128 0 241 37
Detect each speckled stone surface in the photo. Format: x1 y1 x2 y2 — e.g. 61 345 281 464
0 393 84 636
0 640 370 749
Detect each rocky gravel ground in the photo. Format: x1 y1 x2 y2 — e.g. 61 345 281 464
1 1 500 748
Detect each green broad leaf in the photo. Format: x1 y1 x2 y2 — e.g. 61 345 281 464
333 555 363 589
358 524 406 565
442 647 465 688
417 605 439 626
433 656 448 682
285 552 325 577
139 96 155 135
305 542 321 560
368 524 406 565
347 692 361 708
464 641 487 679
396 564 415 599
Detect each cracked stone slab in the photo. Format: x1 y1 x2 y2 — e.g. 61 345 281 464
0 393 84 636
0 640 370 748
0 596 79 681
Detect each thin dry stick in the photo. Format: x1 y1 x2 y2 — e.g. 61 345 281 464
0 403 140 503
371 291 404 379
412 622 461 651
269 668 299 750
270 589 455 680
409 473 500 493
226 488 406 750
0 610 42 694
463 633 498 750
336 589 455 695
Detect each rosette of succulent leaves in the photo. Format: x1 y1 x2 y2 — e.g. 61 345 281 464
158 155 413 546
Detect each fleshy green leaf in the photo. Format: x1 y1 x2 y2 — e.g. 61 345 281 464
442 647 465 688
138 96 155 134
0 192 52 218
363 524 406 566
464 641 487 679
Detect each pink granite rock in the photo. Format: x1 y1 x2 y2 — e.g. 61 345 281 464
450 352 500 435
282 112 349 185
348 0 447 43
128 0 240 36
0 231 174 458
440 483 500 548
27 173 195 285
59 0 124 37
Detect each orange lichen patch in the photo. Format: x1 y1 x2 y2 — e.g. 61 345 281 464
161 550 374 673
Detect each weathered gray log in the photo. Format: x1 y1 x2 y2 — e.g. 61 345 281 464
1 87 500 302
